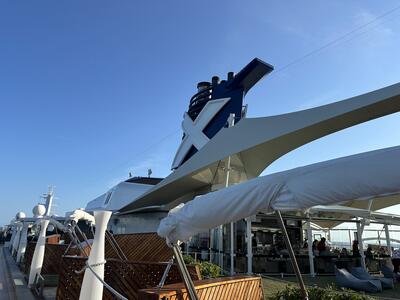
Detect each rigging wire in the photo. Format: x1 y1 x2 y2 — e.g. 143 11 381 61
272 4 400 76
104 128 180 175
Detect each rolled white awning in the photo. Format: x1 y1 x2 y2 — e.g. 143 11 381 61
158 146 400 244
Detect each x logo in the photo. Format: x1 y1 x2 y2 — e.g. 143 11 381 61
172 98 231 169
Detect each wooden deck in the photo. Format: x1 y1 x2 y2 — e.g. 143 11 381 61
139 276 264 300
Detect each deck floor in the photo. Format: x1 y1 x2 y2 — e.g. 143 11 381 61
0 246 17 300
0 245 36 300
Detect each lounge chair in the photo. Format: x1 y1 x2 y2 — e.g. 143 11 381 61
335 267 382 293
381 260 400 282
351 267 394 289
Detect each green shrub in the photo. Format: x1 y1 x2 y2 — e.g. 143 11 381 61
267 285 375 300
198 261 221 279
182 255 221 279
183 255 195 264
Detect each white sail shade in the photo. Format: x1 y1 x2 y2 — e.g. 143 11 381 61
122 82 400 212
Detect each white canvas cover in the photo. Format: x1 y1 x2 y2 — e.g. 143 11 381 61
158 146 400 244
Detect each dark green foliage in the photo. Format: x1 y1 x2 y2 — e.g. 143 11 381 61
182 255 221 279
198 261 221 279
267 285 375 300
183 254 196 265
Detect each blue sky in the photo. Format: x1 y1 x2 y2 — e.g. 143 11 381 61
1 1 400 225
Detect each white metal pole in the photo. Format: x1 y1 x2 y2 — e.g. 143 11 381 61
230 222 235 275
348 229 352 249
276 211 309 300
246 217 253 274
225 113 235 275
79 210 112 300
16 222 29 263
209 228 213 263
384 224 392 257
218 225 223 269
172 244 200 300
306 220 315 277
356 221 366 269
28 219 50 286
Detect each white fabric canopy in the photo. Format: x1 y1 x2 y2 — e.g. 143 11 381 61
158 146 400 244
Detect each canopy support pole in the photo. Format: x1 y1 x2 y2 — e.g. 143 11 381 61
225 113 235 276
348 229 352 249
209 228 213 263
218 226 223 269
384 224 392 256
275 210 309 300
306 219 315 277
356 221 366 270
172 244 199 300
230 222 235 275
246 217 253 274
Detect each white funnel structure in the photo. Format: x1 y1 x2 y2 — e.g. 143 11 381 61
16 222 29 263
79 210 112 300
28 219 49 286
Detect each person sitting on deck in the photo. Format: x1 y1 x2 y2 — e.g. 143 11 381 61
312 239 319 255
366 246 373 259
302 238 308 249
340 248 349 258
317 237 330 255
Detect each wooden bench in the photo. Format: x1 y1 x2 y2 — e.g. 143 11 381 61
139 276 264 300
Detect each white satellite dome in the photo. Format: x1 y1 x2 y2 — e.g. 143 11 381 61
15 212 26 220
32 204 46 217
